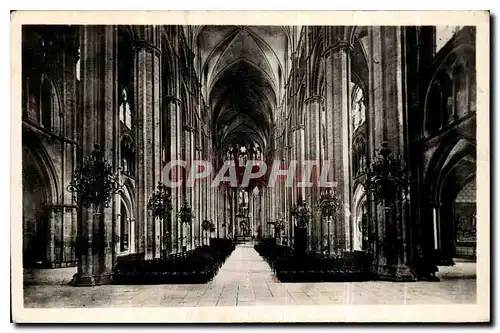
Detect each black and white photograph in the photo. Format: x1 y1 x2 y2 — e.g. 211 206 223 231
10 11 490 323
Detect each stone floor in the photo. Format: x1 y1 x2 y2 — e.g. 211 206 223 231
23 243 477 308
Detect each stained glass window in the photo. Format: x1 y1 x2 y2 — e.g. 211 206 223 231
119 88 132 129
351 86 366 131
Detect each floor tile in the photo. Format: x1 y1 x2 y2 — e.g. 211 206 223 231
23 243 477 308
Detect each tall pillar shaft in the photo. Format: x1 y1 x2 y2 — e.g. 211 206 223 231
305 96 322 252
369 27 414 280
134 29 162 260
183 125 194 250
324 42 352 253
72 25 117 285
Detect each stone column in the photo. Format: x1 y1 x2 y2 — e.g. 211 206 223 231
207 177 212 244
165 96 181 254
228 188 233 239
129 217 136 252
183 123 194 250
307 96 323 252
296 125 306 200
220 187 225 238
46 206 59 267
289 129 297 227
223 187 228 238
203 170 208 243
302 103 312 250
133 27 162 259
368 26 414 281
268 189 273 233
169 103 182 252
323 35 352 254
60 36 79 267
72 25 117 285
211 186 216 226
249 190 254 238
194 147 201 247
286 144 294 246
284 147 291 246
260 189 266 237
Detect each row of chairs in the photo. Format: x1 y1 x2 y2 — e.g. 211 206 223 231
114 239 236 284
255 239 374 282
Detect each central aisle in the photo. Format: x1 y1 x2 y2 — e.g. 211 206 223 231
201 242 282 307
23 242 477 308
211 242 279 285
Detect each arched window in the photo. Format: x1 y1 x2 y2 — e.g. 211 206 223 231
468 64 476 113
119 199 130 252
437 70 454 126
353 137 366 176
278 67 282 87
435 26 463 53
453 64 468 119
40 76 53 130
360 201 369 250
253 144 261 160
426 81 443 135
120 135 135 176
238 188 249 216
119 88 132 129
351 86 366 131
239 146 248 167
359 140 366 172
204 65 209 84
76 47 81 82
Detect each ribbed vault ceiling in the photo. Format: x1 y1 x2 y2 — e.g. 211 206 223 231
196 26 289 154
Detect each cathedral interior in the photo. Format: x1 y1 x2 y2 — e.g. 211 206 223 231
21 25 477 296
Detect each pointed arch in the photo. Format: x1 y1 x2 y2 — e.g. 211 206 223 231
22 129 59 203
352 183 368 251
119 87 133 129
22 130 60 267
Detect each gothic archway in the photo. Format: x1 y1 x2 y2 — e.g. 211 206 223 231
424 137 476 264
22 132 58 267
352 184 368 251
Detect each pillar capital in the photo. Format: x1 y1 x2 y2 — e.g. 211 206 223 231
429 200 442 208
163 96 182 106
291 124 305 132
183 125 195 132
322 40 355 58
304 95 324 105
49 204 78 213
133 40 161 57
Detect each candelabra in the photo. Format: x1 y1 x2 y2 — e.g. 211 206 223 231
67 144 122 210
364 142 407 204
291 198 311 254
291 198 312 228
177 199 195 224
364 142 408 263
147 181 172 253
202 218 215 245
177 199 195 252
317 189 343 254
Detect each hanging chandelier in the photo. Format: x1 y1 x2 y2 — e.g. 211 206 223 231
147 181 172 220
364 142 407 203
67 144 122 209
317 189 343 219
177 199 195 224
275 218 286 233
291 198 312 228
